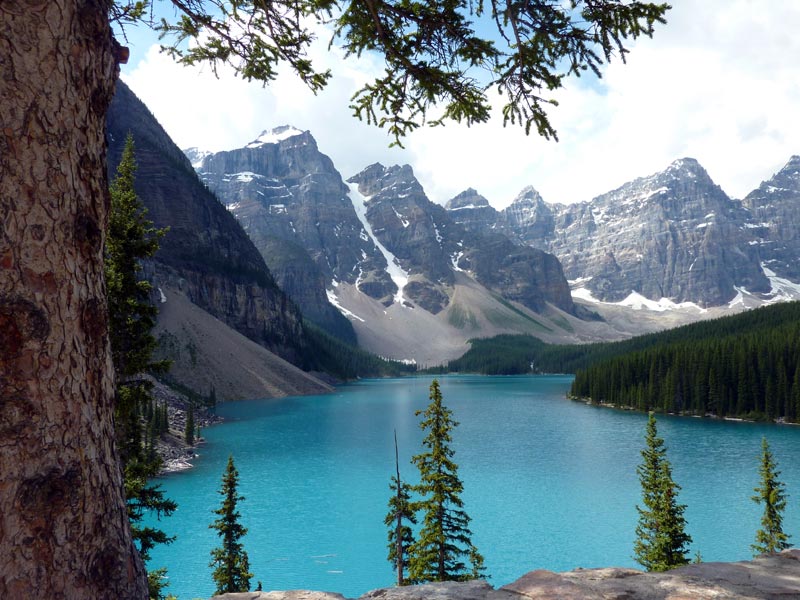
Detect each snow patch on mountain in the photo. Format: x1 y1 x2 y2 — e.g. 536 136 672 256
762 264 800 301
184 147 212 169
347 182 410 306
246 126 305 148
616 292 705 313
326 289 365 322
571 286 705 313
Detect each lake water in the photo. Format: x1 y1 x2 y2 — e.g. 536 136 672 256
147 375 800 599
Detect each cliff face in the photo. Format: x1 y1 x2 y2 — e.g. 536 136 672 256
348 163 457 313
743 155 800 281
195 127 396 341
544 158 769 305
349 163 578 316
107 82 307 364
448 159 774 307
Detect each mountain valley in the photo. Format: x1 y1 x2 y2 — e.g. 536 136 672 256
188 121 800 365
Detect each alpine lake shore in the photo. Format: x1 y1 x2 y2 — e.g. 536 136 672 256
152 375 800 600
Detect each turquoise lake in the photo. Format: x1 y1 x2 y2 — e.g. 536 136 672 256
147 375 800 599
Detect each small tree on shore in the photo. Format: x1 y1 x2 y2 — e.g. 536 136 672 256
633 413 692 571
185 402 195 446
210 455 253 594
386 431 416 586
409 380 485 582
752 437 791 555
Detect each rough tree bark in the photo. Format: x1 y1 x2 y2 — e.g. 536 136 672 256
0 1 148 597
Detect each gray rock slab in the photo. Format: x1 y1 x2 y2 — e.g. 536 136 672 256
212 550 800 600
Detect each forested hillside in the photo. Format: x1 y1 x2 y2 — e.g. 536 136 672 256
441 303 800 421
569 303 800 419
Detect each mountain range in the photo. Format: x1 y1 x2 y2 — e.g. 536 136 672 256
188 122 800 364
446 157 800 308
108 81 800 383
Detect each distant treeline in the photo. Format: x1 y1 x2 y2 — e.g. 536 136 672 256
570 303 800 420
434 302 800 420
302 321 418 379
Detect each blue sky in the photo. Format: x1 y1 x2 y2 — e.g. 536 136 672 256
118 1 800 207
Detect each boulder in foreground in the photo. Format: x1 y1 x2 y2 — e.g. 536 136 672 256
212 549 800 599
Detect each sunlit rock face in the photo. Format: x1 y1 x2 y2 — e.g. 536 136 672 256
451 159 772 307
743 155 800 282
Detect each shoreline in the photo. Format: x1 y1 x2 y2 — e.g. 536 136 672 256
569 395 798 426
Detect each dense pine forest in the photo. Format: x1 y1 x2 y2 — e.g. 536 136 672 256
570 305 800 420
302 321 418 379
439 302 800 421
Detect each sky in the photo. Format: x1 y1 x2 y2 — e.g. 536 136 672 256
119 1 800 208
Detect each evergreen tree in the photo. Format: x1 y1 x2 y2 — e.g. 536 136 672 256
633 413 692 572
185 402 196 446
210 456 253 594
386 432 416 586
106 134 176 595
408 380 485 583
752 437 791 555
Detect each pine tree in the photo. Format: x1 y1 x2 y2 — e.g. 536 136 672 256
106 134 176 597
408 380 485 583
633 413 692 572
185 402 196 446
386 432 416 586
210 456 253 594
752 437 791 555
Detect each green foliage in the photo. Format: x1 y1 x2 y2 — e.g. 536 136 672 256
408 380 484 583
442 302 800 378
437 334 548 375
633 414 692 572
146 567 171 600
210 455 253 595
111 1 668 145
386 432 417 586
301 319 418 378
105 134 176 591
386 474 417 585
568 302 800 419
185 402 195 446
106 134 168 386
125 456 177 563
752 437 791 555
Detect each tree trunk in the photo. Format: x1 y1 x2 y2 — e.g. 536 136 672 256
0 1 147 597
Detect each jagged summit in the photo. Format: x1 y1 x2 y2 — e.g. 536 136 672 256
770 154 800 183
511 185 546 205
349 163 425 200
445 188 491 210
245 125 306 148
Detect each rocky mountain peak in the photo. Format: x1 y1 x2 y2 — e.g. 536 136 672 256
496 157 770 307
349 163 423 199
445 189 499 235
653 157 716 187
770 155 800 186
501 186 555 247
511 185 546 206
445 188 490 210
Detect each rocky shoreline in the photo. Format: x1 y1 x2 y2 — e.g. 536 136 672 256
145 374 223 474
210 549 800 600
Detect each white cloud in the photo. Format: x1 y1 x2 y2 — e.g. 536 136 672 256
121 0 800 207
